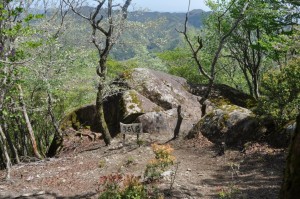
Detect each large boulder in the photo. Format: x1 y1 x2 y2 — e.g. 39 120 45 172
121 90 163 122
137 109 177 134
187 105 266 146
189 83 256 108
125 68 202 110
103 89 162 135
124 68 203 137
60 104 96 131
60 68 203 139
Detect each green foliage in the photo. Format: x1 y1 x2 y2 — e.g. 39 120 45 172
98 173 123 199
107 59 138 78
121 175 147 199
257 58 300 125
98 159 106 168
0 0 50 158
158 48 207 84
124 156 135 167
98 174 147 199
204 0 300 98
144 144 175 181
218 184 241 199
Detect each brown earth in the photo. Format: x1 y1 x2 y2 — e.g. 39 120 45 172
0 130 286 199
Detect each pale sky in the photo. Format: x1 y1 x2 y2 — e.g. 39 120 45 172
131 0 210 12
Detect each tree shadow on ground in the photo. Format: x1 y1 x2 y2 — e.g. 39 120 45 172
1 191 98 199
202 149 285 199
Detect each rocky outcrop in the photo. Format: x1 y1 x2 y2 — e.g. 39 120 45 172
125 68 202 110
60 105 96 131
189 83 256 108
60 68 203 139
60 68 277 148
187 105 266 146
125 68 202 137
281 114 300 199
121 90 163 122
102 89 162 136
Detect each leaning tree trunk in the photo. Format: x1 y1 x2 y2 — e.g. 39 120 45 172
95 83 111 145
18 85 42 159
280 114 300 199
253 73 260 99
0 125 12 180
2 117 20 164
46 90 64 157
241 67 254 97
173 105 183 139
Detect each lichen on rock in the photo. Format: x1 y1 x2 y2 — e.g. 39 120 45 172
124 68 203 137
188 105 264 146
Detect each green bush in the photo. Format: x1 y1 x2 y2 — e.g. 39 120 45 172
98 174 147 199
257 58 300 126
144 144 175 182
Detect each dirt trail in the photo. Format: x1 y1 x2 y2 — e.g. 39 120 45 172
0 133 285 199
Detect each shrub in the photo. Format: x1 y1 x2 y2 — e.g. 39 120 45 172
257 58 300 126
98 173 123 199
98 144 176 198
98 174 147 199
121 175 147 199
144 144 175 182
217 184 241 199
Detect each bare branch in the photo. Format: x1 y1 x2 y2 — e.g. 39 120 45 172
91 0 106 21
63 0 90 21
179 0 250 108
211 1 249 78
179 0 211 80
53 0 72 38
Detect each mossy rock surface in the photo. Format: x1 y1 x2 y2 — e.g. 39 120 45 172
187 105 267 146
103 90 164 135
60 104 96 131
189 83 256 109
123 68 203 137
121 90 163 122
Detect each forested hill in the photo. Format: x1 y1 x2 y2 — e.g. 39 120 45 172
76 6 210 28
113 9 210 60
60 7 209 60
128 9 210 28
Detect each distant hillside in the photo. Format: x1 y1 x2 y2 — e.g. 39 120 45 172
110 9 210 60
73 7 209 28
40 7 210 61
128 9 210 28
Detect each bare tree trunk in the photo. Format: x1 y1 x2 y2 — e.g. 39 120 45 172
173 105 183 139
253 74 260 99
0 125 12 180
46 90 63 157
2 117 20 164
64 0 132 146
95 83 111 145
22 126 28 157
18 84 42 159
240 67 253 96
